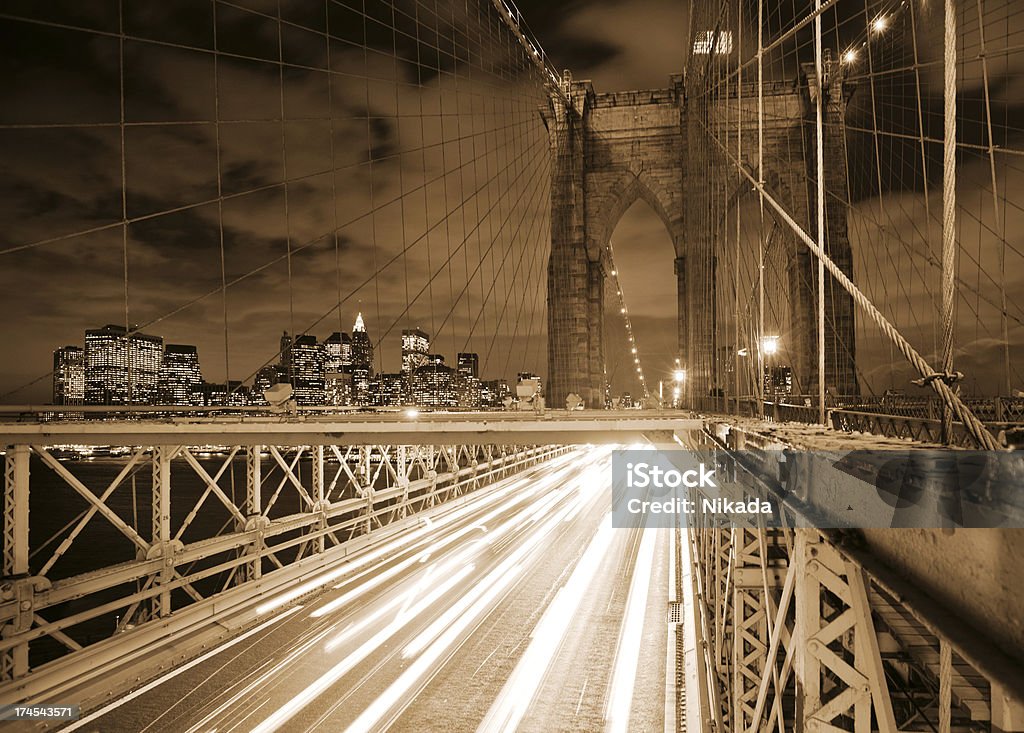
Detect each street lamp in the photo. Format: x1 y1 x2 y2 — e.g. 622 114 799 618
761 335 780 399
673 368 687 383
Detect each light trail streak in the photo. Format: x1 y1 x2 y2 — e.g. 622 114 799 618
61 606 303 732
256 456 576 617
476 517 615 733
248 564 476 733
605 526 659 733
344 476 606 732
314 467 566 620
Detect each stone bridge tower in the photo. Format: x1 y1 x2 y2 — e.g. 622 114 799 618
543 68 858 409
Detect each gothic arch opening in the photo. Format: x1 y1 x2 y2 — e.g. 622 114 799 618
605 199 678 403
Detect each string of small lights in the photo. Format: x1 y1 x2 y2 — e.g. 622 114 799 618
607 245 651 401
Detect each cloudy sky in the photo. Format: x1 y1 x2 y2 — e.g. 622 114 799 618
1 0 1021 401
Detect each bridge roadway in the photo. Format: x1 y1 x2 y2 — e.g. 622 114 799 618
60 447 673 733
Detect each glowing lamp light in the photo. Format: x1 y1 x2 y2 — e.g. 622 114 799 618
405 408 420 419
842 49 858 64
761 335 780 356
611 270 617 276
673 369 686 383
872 15 888 32
620 307 626 314
631 347 637 354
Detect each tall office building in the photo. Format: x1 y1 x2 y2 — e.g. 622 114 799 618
517 372 543 396
324 331 352 371
325 369 353 406
350 312 374 375
202 380 247 407
411 363 457 408
286 333 324 405
373 372 406 407
401 328 430 374
84 324 163 405
253 363 287 405
52 346 85 405
157 344 203 406
456 353 479 379
351 364 372 406
480 379 511 408
456 352 480 408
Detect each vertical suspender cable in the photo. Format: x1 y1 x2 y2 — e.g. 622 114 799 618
757 0 766 418
213 1 231 400
973 0 1010 398
118 0 132 408
735 0 742 412
941 0 958 443
815 0 826 424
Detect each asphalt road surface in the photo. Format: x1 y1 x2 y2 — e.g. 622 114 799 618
68 446 671 733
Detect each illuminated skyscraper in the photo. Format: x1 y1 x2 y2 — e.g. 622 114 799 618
52 346 84 405
350 312 374 374
325 370 353 406
456 352 480 408
84 324 163 405
456 352 479 379
480 379 511 408
324 331 352 371
373 372 407 406
401 328 430 374
411 363 457 407
286 333 324 405
157 344 203 406
253 364 287 405
351 364 372 406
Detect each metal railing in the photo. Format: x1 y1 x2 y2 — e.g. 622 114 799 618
689 394 1024 447
0 436 567 702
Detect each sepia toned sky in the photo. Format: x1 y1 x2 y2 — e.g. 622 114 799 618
2 0 1022 401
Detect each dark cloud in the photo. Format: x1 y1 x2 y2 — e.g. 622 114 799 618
3 0 1020 403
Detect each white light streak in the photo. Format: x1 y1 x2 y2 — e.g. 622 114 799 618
250 564 476 733
477 518 615 733
605 527 659 733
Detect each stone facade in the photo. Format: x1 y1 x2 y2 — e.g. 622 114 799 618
544 68 858 408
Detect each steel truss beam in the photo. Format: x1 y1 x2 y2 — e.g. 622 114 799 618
687 524 1023 732
0 438 567 701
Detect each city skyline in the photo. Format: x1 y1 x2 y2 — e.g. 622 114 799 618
53 312 522 410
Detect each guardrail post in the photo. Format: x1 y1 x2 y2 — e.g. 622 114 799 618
245 445 263 582
2 444 30 679
395 446 409 520
311 445 325 554
360 446 373 534
151 446 173 618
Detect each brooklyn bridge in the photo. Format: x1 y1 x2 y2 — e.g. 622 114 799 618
0 0 1022 730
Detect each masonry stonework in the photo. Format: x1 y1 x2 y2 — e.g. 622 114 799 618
544 68 858 409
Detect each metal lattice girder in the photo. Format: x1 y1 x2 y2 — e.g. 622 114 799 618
2 445 30 680
686 523 1024 732
150 446 175 619
0 438 567 692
